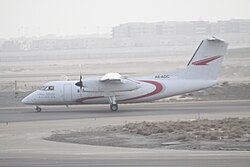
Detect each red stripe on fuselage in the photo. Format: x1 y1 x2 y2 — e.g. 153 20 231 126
76 80 163 103
119 80 163 102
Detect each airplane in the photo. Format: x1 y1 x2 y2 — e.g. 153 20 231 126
22 37 228 112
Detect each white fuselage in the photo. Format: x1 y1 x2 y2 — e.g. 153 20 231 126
22 76 216 106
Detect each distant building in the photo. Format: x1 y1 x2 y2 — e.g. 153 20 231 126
30 38 113 50
112 20 250 38
112 21 211 38
1 19 250 51
217 19 250 33
1 39 31 51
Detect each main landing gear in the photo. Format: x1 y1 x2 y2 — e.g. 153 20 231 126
109 96 118 111
110 104 118 111
36 106 42 112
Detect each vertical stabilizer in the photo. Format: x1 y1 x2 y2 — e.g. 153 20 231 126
184 37 228 80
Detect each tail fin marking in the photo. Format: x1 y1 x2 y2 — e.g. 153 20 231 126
183 37 228 80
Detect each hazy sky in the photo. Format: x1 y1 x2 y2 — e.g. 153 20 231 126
0 0 250 38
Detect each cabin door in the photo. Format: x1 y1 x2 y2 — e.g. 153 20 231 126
64 84 72 102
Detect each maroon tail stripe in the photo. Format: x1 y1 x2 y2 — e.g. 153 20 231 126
192 55 222 65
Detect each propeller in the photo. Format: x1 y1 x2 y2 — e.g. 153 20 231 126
75 65 84 91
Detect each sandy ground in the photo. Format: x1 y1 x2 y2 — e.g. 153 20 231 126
168 81 250 101
46 117 250 151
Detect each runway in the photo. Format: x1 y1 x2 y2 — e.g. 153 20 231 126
0 100 250 122
1 154 250 167
0 100 250 167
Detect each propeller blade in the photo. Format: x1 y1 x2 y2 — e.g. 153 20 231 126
75 64 84 91
75 75 83 90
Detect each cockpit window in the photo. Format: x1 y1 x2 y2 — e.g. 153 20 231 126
40 86 54 91
40 86 46 90
48 86 54 90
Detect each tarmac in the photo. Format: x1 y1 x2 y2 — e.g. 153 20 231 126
0 100 250 166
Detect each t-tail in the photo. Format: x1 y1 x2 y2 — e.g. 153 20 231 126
183 37 228 80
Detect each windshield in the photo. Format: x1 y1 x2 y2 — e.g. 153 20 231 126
40 86 54 91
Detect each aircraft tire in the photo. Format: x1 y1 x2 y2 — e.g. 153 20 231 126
36 106 42 112
110 104 118 111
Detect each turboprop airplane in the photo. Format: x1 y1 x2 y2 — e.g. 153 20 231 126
22 37 228 112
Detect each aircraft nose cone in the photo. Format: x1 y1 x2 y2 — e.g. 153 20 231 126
21 96 29 104
21 95 33 104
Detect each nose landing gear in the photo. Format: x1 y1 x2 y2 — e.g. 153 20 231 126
36 106 42 112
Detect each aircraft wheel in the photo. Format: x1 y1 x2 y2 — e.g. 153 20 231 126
36 106 42 112
110 104 118 111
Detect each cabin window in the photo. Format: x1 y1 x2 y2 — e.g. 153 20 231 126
40 86 54 91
